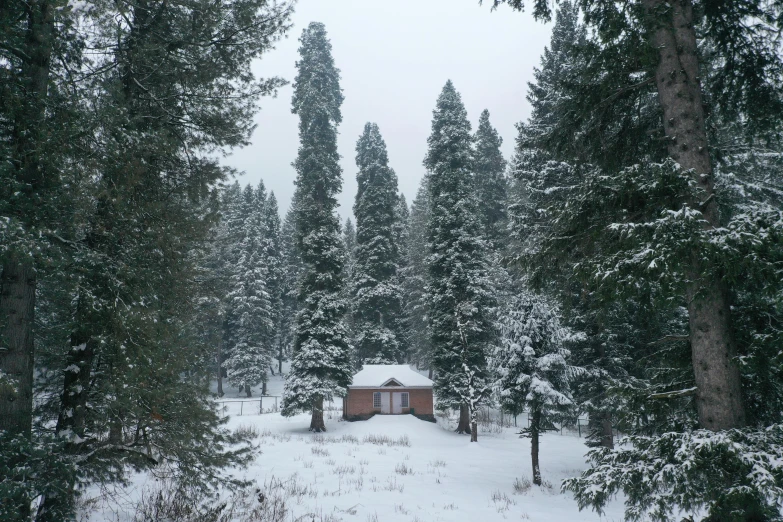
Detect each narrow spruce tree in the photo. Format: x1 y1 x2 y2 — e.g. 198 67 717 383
263 191 283 385
282 22 352 432
351 123 406 365
474 109 507 244
402 180 432 372
425 81 494 441
278 200 302 374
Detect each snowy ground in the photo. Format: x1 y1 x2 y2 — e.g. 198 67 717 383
87 370 626 521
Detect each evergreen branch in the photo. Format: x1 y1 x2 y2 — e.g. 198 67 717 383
648 334 690 345
648 386 697 399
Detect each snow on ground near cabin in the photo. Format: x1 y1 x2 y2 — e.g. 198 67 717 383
86 369 626 521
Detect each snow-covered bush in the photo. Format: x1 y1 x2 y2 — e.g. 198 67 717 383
563 424 783 521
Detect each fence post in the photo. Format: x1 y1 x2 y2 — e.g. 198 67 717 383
578 420 581 438
259 397 263 414
240 401 243 416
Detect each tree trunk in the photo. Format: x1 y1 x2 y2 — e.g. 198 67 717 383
310 395 326 432
0 260 36 437
470 420 478 442
428 367 433 379
643 0 745 430
530 407 541 486
0 0 54 439
245 384 252 398
262 380 267 396
216 337 224 397
54 336 96 439
600 411 614 449
456 402 471 434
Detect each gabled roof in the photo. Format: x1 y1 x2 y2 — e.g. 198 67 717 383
349 364 433 388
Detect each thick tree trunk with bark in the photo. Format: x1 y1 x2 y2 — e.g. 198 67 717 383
0 0 54 439
245 384 252 398
262 380 267 396
0 260 36 436
456 402 472 434
530 408 542 486
310 395 326 432
643 0 745 431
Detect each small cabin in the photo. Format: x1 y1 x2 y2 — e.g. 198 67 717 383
344 364 435 422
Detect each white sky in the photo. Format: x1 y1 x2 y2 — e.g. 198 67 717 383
222 0 552 222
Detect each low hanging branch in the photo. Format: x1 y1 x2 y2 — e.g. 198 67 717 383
649 387 697 400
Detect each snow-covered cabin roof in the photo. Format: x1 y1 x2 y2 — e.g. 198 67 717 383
349 365 433 388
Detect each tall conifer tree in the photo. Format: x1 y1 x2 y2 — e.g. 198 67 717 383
425 81 494 441
474 109 507 244
403 181 432 372
351 123 406 365
282 22 352 432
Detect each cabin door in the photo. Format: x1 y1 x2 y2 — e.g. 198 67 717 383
380 392 391 414
392 392 403 414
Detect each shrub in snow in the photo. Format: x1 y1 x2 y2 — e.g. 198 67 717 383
562 425 783 521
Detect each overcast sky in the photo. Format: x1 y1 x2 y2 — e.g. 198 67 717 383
222 0 552 223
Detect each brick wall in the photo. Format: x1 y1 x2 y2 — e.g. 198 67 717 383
345 388 433 417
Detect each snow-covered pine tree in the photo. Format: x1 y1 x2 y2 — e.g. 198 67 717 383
262 191 283 388
425 81 494 441
282 22 353 432
473 109 507 245
351 123 406 365
278 199 302 374
495 292 576 485
402 181 432 372
224 184 274 397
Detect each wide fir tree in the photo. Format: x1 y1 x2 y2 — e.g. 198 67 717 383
425 81 495 441
351 123 406 365
281 22 353 432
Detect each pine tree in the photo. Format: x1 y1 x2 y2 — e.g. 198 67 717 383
224 184 274 397
402 181 432 372
351 123 406 365
425 81 494 441
495 291 576 485
282 22 353 432
474 109 507 244
263 191 284 386
278 201 302 374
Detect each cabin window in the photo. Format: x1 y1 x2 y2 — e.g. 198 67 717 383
373 392 381 408
401 392 409 408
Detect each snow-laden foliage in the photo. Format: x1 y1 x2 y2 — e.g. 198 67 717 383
224 184 274 396
563 425 783 522
474 109 507 243
283 23 353 427
494 292 576 420
351 123 406 365
401 181 432 371
425 81 495 433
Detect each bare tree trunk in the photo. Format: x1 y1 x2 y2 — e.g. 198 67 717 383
643 0 745 430
600 411 614 449
245 384 252 398
216 337 224 397
262 380 267 396
310 395 326 432
278 342 283 374
428 367 433 379
0 260 36 436
456 402 471 434
530 407 541 486
470 420 478 442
